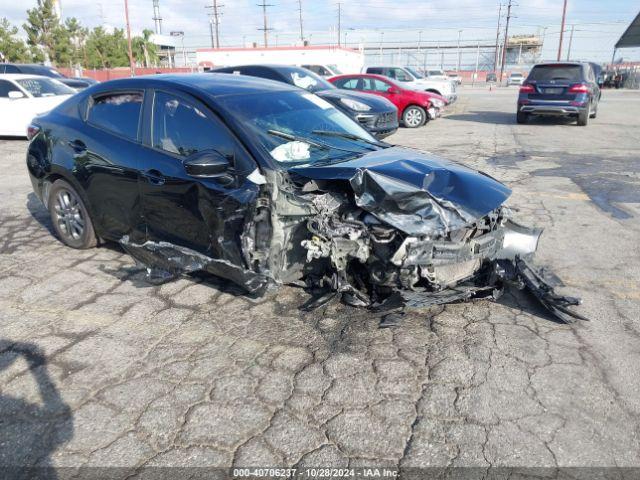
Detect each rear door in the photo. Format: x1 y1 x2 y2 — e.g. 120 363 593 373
138 88 259 261
78 90 147 241
0 79 28 135
526 64 584 101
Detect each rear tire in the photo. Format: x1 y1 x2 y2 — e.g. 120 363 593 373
577 109 589 126
589 102 598 119
516 111 529 124
402 106 427 128
48 179 97 249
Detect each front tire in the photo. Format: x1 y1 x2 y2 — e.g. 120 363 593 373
402 106 426 128
516 111 529 124
48 179 97 249
577 109 589 126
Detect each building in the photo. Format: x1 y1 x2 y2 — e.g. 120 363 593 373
196 45 365 74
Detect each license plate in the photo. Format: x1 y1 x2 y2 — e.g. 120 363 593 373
544 88 563 94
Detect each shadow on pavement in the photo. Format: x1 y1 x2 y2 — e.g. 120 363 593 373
446 110 578 126
26 192 56 236
0 339 73 479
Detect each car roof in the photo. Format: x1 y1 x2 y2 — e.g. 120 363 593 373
532 62 585 68
0 73 53 81
88 73 298 97
216 64 308 74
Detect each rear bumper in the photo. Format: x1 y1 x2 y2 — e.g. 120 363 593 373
519 103 586 116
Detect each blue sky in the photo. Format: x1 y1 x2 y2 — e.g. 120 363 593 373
2 0 639 63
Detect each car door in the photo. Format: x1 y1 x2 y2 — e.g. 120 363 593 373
75 90 147 242
139 88 260 266
361 77 404 113
0 79 28 136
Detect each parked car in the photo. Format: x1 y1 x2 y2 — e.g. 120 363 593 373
507 72 525 86
486 72 497 83
213 65 398 138
300 64 342 77
517 62 601 126
0 74 75 136
424 69 449 81
0 63 95 90
25 73 582 322
329 73 443 128
363 66 457 103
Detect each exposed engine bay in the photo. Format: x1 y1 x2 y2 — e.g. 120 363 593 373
120 147 585 324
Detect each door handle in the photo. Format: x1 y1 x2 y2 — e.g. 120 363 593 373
68 139 87 154
142 169 165 186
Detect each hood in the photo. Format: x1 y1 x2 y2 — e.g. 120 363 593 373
316 88 396 112
58 78 90 89
290 146 511 236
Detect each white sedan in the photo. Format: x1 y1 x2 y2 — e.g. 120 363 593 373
0 74 75 137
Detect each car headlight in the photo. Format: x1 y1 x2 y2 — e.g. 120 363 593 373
340 97 371 112
433 99 445 108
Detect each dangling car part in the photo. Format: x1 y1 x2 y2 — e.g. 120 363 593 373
26 73 585 325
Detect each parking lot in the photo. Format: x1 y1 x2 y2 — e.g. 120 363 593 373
1 86 640 474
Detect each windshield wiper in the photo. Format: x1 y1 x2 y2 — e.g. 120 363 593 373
267 129 363 154
311 130 388 149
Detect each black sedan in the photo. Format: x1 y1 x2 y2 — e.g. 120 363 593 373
26 74 583 322
0 63 95 90
213 64 398 138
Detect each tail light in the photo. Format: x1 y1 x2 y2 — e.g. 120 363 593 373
568 83 589 93
27 124 41 141
519 84 535 93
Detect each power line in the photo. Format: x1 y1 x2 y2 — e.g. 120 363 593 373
257 2 274 47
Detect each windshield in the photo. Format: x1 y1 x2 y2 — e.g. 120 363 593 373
528 65 581 82
405 67 424 79
220 90 381 167
287 68 334 93
510 73 523 78
16 78 75 97
328 64 342 74
428 70 444 76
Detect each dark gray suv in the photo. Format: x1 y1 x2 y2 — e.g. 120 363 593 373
517 62 601 126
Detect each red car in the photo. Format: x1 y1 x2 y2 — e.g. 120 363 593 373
329 73 446 128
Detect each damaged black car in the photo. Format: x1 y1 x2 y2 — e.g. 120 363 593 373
26 74 584 323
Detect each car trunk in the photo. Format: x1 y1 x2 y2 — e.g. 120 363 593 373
525 64 583 101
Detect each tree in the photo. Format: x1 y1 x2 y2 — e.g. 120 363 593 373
0 17 31 62
23 0 60 63
85 27 129 69
132 29 158 68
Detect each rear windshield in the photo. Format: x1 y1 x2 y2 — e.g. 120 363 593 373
528 65 582 82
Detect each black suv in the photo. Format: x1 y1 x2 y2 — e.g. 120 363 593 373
517 62 601 126
0 63 95 90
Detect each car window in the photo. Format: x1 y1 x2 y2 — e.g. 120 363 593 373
528 65 582 82
363 78 392 92
328 65 342 74
287 69 333 92
392 68 412 82
334 78 358 89
0 79 21 97
367 67 383 75
303 65 329 76
16 78 74 97
152 91 237 160
4 65 20 73
88 91 143 141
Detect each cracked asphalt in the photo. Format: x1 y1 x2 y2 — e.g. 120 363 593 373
1 87 640 477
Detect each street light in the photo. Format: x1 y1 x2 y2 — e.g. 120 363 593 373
170 31 186 67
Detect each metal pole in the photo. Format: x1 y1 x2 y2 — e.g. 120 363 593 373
494 3 502 72
379 32 384 62
473 41 479 86
124 0 135 76
298 0 303 42
456 29 462 72
337 3 341 47
566 24 574 61
213 0 220 49
209 20 215 48
557 0 567 61
499 0 512 84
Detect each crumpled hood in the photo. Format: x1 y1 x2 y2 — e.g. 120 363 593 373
290 146 511 236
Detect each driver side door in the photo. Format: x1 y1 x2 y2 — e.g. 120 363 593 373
139 89 260 265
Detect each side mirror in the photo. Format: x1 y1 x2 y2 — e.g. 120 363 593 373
8 90 25 99
183 150 231 178
387 87 400 94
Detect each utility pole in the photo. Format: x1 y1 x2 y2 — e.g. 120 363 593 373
337 3 341 47
124 0 135 76
566 24 574 60
499 0 512 84
297 0 303 42
205 0 222 48
257 2 273 47
557 0 567 61
456 29 462 72
152 0 162 34
493 3 502 72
